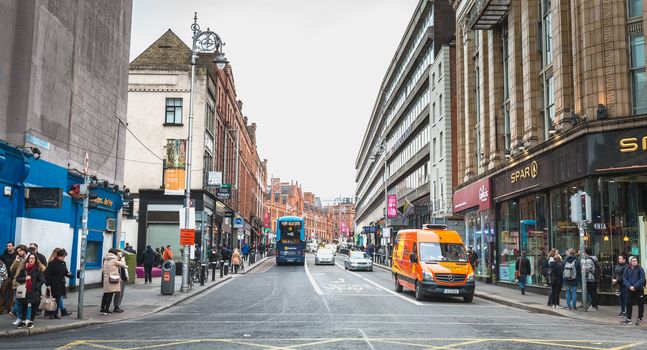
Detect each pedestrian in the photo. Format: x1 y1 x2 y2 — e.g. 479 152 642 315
621 256 645 325
14 253 45 328
124 243 136 254
10 244 30 324
562 249 580 310
231 248 241 273
583 248 600 310
141 246 155 284
28 243 48 267
539 249 550 286
515 251 531 295
100 248 126 315
162 245 174 262
549 253 563 308
0 242 16 314
221 244 231 263
467 246 478 271
242 242 250 262
45 249 72 318
209 246 220 281
613 254 629 317
112 251 127 314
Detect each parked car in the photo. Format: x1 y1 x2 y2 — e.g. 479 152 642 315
344 251 373 271
314 248 335 265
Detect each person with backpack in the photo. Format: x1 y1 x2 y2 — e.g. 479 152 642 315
562 249 580 310
612 254 628 317
621 256 645 325
583 248 600 311
548 253 564 308
516 251 531 295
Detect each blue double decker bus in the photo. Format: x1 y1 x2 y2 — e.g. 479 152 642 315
275 216 305 266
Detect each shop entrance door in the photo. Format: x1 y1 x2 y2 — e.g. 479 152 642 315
640 216 646 267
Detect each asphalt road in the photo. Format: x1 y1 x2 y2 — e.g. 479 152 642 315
5 254 647 350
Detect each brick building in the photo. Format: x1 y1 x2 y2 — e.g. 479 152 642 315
451 0 647 300
126 29 267 256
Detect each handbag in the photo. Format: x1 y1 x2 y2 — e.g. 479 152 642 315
108 274 121 283
39 289 57 312
16 284 27 299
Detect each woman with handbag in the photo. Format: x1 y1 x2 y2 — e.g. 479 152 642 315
45 249 72 318
100 248 126 315
14 254 45 328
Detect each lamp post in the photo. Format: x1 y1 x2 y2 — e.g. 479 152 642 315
182 13 229 293
370 139 388 265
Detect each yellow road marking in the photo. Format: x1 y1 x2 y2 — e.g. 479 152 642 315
425 339 488 350
287 338 348 348
606 342 645 350
79 342 124 350
508 339 606 350
124 340 201 350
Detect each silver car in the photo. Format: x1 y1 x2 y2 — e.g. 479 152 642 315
344 251 373 271
314 248 335 265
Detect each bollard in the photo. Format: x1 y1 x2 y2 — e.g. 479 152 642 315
200 263 206 286
211 262 217 281
223 261 229 276
219 260 224 278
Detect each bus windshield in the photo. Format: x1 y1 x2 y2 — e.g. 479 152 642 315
279 221 302 244
419 242 467 262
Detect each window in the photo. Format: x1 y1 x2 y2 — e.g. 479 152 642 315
502 20 511 152
438 63 442 79
631 34 647 114
475 64 482 169
165 98 183 124
86 241 102 268
628 0 643 18
432 137 437 163
544 76 556 137
439 131 444 159
432 73 436 88
432 102 436 123
205 95 215 134
541 0 553 67
439 94 443 117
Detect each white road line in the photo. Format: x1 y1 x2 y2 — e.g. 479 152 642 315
305 259 332 314
335 262 423 306
359 329 376 350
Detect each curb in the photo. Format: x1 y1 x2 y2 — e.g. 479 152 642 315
1 275 233 338
240 256 272 274
473 291 565 318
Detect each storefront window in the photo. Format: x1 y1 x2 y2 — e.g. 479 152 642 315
497 200 519 282
550 180 584 256
519 193 549 285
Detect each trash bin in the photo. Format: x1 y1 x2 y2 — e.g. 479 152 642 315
223 261 229 276
161 260 176 295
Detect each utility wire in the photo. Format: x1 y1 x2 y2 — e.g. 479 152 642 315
115 116 164 161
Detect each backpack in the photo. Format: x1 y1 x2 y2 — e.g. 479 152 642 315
591 258 602 280
563 260 577 280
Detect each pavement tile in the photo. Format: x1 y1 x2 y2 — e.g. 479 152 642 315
0 256 271 338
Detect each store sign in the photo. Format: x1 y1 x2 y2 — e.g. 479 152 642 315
206 171 222 187
180 228 195 246
387 194 398 218
362 226 377 233
619 136 647 153
510 160 538 184
452 178 491 213
216 184 232 199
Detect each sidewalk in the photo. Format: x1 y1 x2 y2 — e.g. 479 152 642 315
373 261 629 326
0 256 271 338
474 281 632 326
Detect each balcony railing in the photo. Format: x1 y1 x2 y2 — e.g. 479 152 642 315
467 0 510 30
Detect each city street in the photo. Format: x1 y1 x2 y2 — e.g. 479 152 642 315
4 254 646 350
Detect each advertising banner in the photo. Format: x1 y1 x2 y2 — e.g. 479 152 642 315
387 194 398 218
264 212 271 227
164 139 187 195
340 221 348 234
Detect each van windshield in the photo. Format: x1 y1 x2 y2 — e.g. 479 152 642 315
419 242 467 262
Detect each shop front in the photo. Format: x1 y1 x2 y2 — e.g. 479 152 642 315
453 177 494 281
492 127 647 298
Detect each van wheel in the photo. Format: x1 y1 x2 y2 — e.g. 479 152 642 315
394 275 403 293
415 281 424 301
463 295 474 303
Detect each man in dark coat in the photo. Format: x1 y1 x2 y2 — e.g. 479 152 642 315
622 256 645 325
141 246 155 284
28 243 48 267
0 242 16 313
45 249 72 318
516 251 531 295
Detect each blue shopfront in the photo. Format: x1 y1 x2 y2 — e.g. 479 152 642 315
0 141 123 287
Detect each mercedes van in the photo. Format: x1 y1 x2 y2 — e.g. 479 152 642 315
392 224 475 302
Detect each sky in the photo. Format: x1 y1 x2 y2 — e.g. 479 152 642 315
130 0 419 200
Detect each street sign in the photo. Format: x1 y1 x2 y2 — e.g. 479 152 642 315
216 184 232 199
233 217 243 228
224 210 234 218
180 228 195 245
206 171 222 187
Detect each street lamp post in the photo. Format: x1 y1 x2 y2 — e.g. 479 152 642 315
182 13 229 293
370 139 388 265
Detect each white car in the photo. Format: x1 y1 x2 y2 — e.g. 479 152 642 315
344 251 373 271
314 248 335 265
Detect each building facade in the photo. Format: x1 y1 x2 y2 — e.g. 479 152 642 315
0 0 132 287
126 29 266 259
451 0 647 298
355 0 456 249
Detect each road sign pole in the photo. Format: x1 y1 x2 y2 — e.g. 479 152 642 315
77 153 89 319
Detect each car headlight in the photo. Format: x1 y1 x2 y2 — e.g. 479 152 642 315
423 271 434 281
467 274 474 282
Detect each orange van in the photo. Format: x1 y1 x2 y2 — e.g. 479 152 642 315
392 224 475 302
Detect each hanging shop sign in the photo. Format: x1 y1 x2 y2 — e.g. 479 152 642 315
452 178 491 213
387 194 398 218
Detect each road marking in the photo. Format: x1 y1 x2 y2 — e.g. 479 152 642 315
335 262 423 306
304 259 332 314
359 329 376 350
